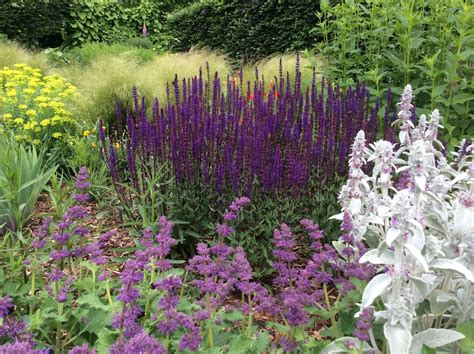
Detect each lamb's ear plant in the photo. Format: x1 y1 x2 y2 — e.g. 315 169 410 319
325 84 472 354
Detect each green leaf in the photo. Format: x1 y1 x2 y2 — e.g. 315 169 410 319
254 331 269 352
228 335 255 353
96 328 116 353
452 93 473 105
221 310 244 322
431 84 447 98
457 320 474 353
76 293 108 310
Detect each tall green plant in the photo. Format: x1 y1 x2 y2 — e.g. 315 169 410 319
0 136 55 234
313 0 474 146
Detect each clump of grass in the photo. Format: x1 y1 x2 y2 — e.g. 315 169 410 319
136 50 231 103
0 41 49 72
242 53 326 91
69 49 231 122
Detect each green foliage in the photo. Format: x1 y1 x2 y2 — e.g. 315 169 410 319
0 0 71 48
457 319 474 353
68 0 164 47
63 42 156 66
166 0 322 62
313 0 474 145
0 135 55 233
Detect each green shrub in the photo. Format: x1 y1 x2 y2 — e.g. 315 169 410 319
166 0 322 62
0 0 71 48
314 0 474 145
0 135 55 233
63 42 155 66
68 0 164 46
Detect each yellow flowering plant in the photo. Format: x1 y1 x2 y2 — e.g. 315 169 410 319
0 63 78 146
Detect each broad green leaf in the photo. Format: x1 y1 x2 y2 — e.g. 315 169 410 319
76 293 108 310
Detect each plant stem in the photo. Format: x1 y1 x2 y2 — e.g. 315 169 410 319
55 282 63 352
143 265 157 322
105 281 113 306
323 283 341 338
246 295 253 337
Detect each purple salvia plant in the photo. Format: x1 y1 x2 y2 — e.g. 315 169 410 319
102 62 382 213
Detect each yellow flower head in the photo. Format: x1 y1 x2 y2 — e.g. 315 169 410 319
40 119 51 127
13 118 24 125
115 142 120 149
18 104 28 110
23 88 35 95
26 109 37 117
3 113 12 120
52 132 62 139
83 130 91 137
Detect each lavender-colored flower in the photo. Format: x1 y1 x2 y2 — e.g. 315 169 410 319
111 304 143 339
344 339 356 350
354 307 374 342
48 268 64 282
111 331 165 354
0 317 29 342
178 325 201 351
65 205 89 221
75 166 90 190
0 341 49 354
73 193 89 204
117 260 143 303
32 217 52 249
0 296 13 318
280 335 297 352
215 223 234 238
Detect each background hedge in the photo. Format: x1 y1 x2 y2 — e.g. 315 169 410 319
166 0 322 62
0 0 72 48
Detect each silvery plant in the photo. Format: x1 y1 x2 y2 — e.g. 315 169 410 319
324 85 473 354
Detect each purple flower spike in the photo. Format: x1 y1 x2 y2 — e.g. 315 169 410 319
354 307 374 342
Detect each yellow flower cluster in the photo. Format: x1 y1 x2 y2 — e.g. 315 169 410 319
0 63 78 144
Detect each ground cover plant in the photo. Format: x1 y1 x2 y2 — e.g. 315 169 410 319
0 85 471 353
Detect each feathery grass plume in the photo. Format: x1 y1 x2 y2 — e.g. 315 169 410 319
68 50 231 123
0 42 49 72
